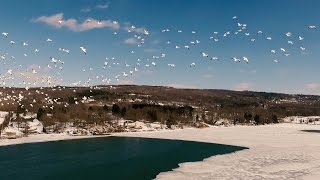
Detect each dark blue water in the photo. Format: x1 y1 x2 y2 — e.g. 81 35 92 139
0 136 247 180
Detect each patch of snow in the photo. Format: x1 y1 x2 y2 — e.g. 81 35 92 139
1 126 23 139
0 111 9 125
114 124 320 180
27 119 43 134
21 113 37 119
282 116 320 125
0 134 107 146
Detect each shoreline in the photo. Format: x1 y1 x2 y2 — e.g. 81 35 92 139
0 133 111 147
1 123 320 179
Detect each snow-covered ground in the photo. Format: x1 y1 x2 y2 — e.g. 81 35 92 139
1 119 44 138
0 133 107 147
282 116 320 124
0 123 319 179
114 124 320 180
0 111 9 125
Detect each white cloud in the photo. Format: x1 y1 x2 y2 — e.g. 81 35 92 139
16 70 63 85
33 13 120 32
299 82 320 95
124 37 139 45
144 48 159 53
80 2 109 13
33 13 64 28
305 83 320 90
239 69 257 74
235 82 252 91
151 40 161 45
96 2 110 9
304 82 320 95
81 8 92 13
123 23 149 34
126 27 147 34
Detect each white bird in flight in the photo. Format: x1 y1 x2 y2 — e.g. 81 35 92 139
7 69 13 75
80 46 87 55
232 57 240 62
201 52 209 57
308 25 316 29
2 32 8 38
211 57 219 61
287 41 294 45
285 32 292 37
242 57 249 63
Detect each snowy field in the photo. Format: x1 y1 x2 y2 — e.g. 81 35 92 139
0 123 319 179
115 124 320 180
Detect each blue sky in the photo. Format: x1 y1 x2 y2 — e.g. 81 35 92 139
1 0 320 94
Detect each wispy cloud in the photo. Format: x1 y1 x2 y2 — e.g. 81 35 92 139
125 26 147 34
81 2 110 13
304 82 320 95
96 2 110 9
124 37 139 45
235 82 252 91
33 13 120 32
305 82 320 90
151 40 161 45
202 74 213 79
144 48 159 53
123 22 149 35
239 69 257 74
16 70 63 85
28 64 40 70
80 7 92 13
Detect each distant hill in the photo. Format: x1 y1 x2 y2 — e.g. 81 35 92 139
1 85 320 129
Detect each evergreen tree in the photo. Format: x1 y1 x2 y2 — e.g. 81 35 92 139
112 104 121 114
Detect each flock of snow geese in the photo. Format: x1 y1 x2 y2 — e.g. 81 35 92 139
0 15 317 110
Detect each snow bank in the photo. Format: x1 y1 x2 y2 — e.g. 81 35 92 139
0 111 9 125
1 126 23 139
283 116 320 124
114 120 168 132
27 119 43 134
1 119 44 139
0 134 108 147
